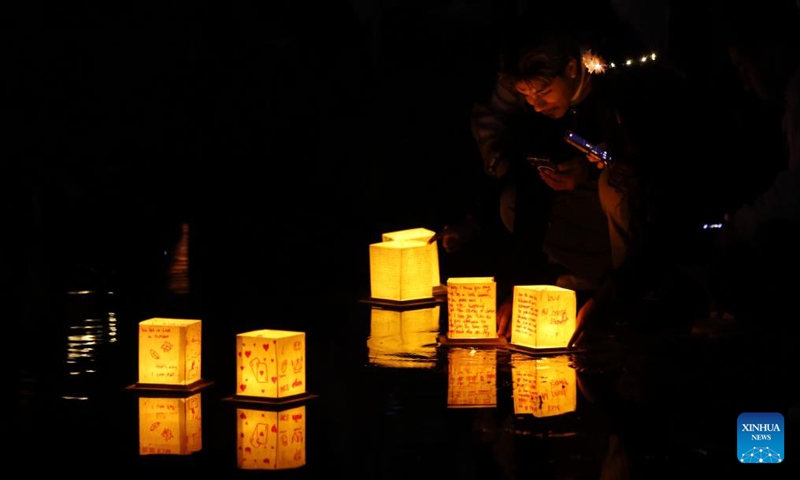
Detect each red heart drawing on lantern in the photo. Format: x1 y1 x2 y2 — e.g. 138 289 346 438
271 376 277 383
240 384 247 391
263 343 269 351
245 446 251 453
245 350 251 358
271 424 278 433
240 412 247 419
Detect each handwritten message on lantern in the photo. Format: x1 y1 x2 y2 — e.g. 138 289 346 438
447 348 497 408
138 318 202 385
510 286 576 349
511 354 577 417
138 393 202 455
369 239 436 301
237 405 306 470
236 329 305 399
447 277 496 339
382 227 441 288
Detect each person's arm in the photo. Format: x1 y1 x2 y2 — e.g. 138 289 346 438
470 80 525 179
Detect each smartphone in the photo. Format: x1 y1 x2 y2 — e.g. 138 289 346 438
526 156 556 172
564 130 611 166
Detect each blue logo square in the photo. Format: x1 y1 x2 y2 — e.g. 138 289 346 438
737 412 784 464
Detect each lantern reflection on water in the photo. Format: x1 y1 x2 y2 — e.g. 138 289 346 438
447 347 497 408
138 393 202 455
511 353 577 417
236 404 306 470
367 306 440 368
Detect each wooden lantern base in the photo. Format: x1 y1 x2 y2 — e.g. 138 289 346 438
438 334 508 347
222 392 319 408
125 379 215 396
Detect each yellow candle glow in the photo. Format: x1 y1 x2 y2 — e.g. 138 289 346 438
236 329 306 399
236 405 306 470
138 318 202 386
511 353 577 417
510 286 576 350
138 393 202 455
447 348 497 408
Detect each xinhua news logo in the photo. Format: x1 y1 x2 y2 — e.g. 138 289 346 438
737 412 784 464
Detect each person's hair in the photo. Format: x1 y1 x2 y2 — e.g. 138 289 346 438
497 29 583 92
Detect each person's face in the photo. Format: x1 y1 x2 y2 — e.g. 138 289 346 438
513 59 578 119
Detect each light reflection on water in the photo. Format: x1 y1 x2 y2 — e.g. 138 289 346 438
509 353 577 418
366 305 440 368
61 289 118 400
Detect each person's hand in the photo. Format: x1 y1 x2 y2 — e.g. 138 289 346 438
538 157 587 191
428 217 477 253
585 142 609 169
568 297 595 348
496 296 514 338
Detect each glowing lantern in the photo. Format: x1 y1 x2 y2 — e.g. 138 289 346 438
236 405 306 470
381 227 441 289
447 348 497 408
236 329 305 400
369 228 438 303
511 353 577 417
138 318 202 387
445 277 499 342
366 305 440 368
138 393 202 455
509 286 576 350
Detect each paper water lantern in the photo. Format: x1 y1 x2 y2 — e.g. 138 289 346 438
138 393 202 455
236 329 306 400
366 305 440 368
511 353 577 417
381 227 441 289
369 231 438 303
510 286 576 350
447 348 497 408
445 277 498 341
236 404 306 470
138 318 202 386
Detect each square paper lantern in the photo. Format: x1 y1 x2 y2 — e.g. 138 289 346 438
138 318 202 386
381 227 441 288
510 286 576 350
236 330 305 399
237 405 306 470
511 353 577 417
369 239 436 302
138 393 202 455
366 306 440 368
446 277 497 339
447 348 497 408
